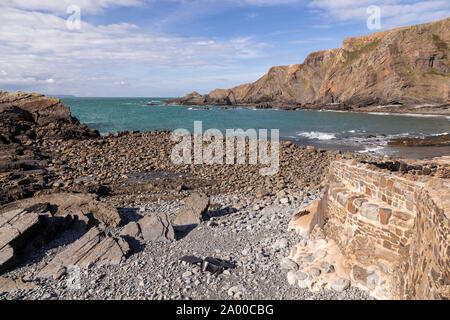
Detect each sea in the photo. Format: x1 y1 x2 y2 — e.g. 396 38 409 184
61 97 450 159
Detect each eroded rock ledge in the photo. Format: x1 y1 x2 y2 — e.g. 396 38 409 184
285 158 449 299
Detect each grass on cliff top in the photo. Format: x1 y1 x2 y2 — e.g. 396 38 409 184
427 68 450 77
342 39 381 67
432 34 448 53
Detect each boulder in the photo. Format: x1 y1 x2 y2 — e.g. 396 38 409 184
173 192 209 230
138 212 175 242
331 278 351 292
120 221 141 238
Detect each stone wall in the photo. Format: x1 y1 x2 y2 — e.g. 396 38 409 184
324 159 449 300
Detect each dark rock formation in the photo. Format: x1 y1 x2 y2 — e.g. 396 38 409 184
0 91 99 144
0 91 100 205
388 134 450 147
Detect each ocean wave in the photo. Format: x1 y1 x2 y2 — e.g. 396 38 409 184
357 146 386 154
430 132 449 136
297 131 336 140
367 112 449 119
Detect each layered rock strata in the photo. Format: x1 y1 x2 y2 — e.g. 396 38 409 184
175 18 449 112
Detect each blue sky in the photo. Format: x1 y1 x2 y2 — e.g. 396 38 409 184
0 0 448 97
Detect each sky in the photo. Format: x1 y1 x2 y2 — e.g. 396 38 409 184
0 0 448 97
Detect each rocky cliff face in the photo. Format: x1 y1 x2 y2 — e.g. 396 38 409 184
0 91 99 144
176 18 449 110
0 91 100 204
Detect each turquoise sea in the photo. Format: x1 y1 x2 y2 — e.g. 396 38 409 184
61 97 450 159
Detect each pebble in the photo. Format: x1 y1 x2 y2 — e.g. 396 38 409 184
315 249 327 259
228 285 246 298
321 262 335 273
310 268 321 277
332 278 351 292
280 258 298 271
296 271 308 280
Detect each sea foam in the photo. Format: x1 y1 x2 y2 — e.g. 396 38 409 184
297 131 336 140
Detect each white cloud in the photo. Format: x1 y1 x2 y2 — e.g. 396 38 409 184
0 5 271 95
308 0 450 28
2 0 144 14
238 0 301 5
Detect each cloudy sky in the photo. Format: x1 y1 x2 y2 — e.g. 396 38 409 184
0 0 448 97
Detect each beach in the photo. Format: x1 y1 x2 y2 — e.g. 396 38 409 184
0 91 448 300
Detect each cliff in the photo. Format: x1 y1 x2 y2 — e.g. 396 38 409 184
175 18 450 112
0 91 99 144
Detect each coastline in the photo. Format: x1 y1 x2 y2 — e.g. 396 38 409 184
1 91 449 300
166 99 450 116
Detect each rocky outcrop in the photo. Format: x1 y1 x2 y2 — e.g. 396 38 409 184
37 227 130 279
0 91 100 205
0 193 122 273
0 209 40 272
173 192 210 230
0 91 99 144
0 193 122 227
388 134 450 147
175 18 449 110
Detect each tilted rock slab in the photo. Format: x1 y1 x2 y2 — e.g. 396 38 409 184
0 193 122 227
38 227 130 279
0 209 41 272
173 192 210 230
0 246 15 272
